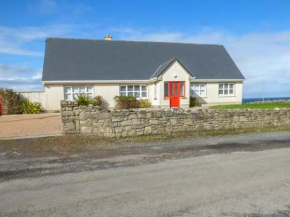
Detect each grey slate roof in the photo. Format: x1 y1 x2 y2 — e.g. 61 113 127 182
42 38 245 81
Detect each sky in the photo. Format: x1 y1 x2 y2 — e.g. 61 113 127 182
1 0 290 98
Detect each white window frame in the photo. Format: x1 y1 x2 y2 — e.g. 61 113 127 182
219 83 235 96
190 83 206 97
119 85 148 99
64 86 94 101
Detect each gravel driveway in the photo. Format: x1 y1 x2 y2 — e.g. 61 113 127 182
1 131 290 216
0 113 62 138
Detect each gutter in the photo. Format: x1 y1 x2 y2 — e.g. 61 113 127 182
42 80 150 85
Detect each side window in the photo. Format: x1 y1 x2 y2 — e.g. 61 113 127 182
64 86 93 100
190 84 206 97
219 83 234 96
119 85 148 99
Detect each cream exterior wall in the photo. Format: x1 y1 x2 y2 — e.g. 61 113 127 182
190 82 243 105
19 91 46 108
44 85 64 111
159 61 191 108
94 84 119 108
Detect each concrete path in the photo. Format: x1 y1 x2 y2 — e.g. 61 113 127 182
1 144 290 216
0 114 62 138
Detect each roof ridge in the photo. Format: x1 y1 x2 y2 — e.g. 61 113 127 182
46 37 223 46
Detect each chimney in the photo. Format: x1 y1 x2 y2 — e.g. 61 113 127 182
104 34 112 41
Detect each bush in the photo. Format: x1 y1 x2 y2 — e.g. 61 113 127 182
0 88 23 115
114 96 139 109
20 99 42 114
190 97 199 107
139 99 152 108
76 94 95 106
93 95 104 107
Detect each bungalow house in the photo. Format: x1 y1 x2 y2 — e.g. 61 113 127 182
42 35 245 110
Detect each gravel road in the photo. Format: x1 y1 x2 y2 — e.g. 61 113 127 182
1 131 290 216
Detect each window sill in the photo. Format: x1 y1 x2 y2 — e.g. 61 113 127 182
181 97 187 99
191 96 207 98
218 95 236 98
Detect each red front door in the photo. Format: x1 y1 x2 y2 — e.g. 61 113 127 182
168 82 180 107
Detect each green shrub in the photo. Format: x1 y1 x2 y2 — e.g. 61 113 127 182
139 99 152 108
76 94 95 106
114 96 139 109
190 96 199 107
93 95 104 107
0 88 23 115
20 99 42 114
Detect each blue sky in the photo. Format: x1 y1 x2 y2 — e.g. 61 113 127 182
1 0 290 98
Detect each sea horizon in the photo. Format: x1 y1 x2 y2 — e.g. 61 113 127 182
243 96 290 103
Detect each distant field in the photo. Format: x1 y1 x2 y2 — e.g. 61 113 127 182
210 103 290 110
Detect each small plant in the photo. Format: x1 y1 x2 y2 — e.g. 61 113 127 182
114 96 139 109
20 99 42 114
93 95 104 107
190 96 199 107
76 94 95 106
0 88 23 115
139 99 152 108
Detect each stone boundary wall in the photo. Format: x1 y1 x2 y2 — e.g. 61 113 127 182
61 101 290 137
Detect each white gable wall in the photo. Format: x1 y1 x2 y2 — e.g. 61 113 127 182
159 61 191 108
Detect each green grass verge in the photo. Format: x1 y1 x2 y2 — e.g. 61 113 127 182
210 103 290 110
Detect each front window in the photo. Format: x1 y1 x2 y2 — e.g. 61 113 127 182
190 83 206 97
120 85 147 99
219 83 234 96
64 86 93 100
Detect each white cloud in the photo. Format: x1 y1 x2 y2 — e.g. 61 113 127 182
0 24 95 56
0 64 43 91
117 29 290 98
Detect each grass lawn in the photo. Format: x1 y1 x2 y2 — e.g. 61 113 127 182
210 103 290 110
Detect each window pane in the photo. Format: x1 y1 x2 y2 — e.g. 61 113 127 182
120 86 126 92
134 92 140 98
79 86 86 93
120 92 126 96
175 84 178 96
142 92 147 97
219 84 223 90
200 90 205 96
72 86 79 93
128 92 134 96
229 89 233 94
87 86 93 93
229 84 234 89
134 85 140 91
224 84 228 89
200 84 205 90
180 82 184 96
64 87 72 94
65 94 72 100
142 86 147 91
219 90 223 95
128 85 133 91
170 83 174 96
224 89 228 95
164 83 168 97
